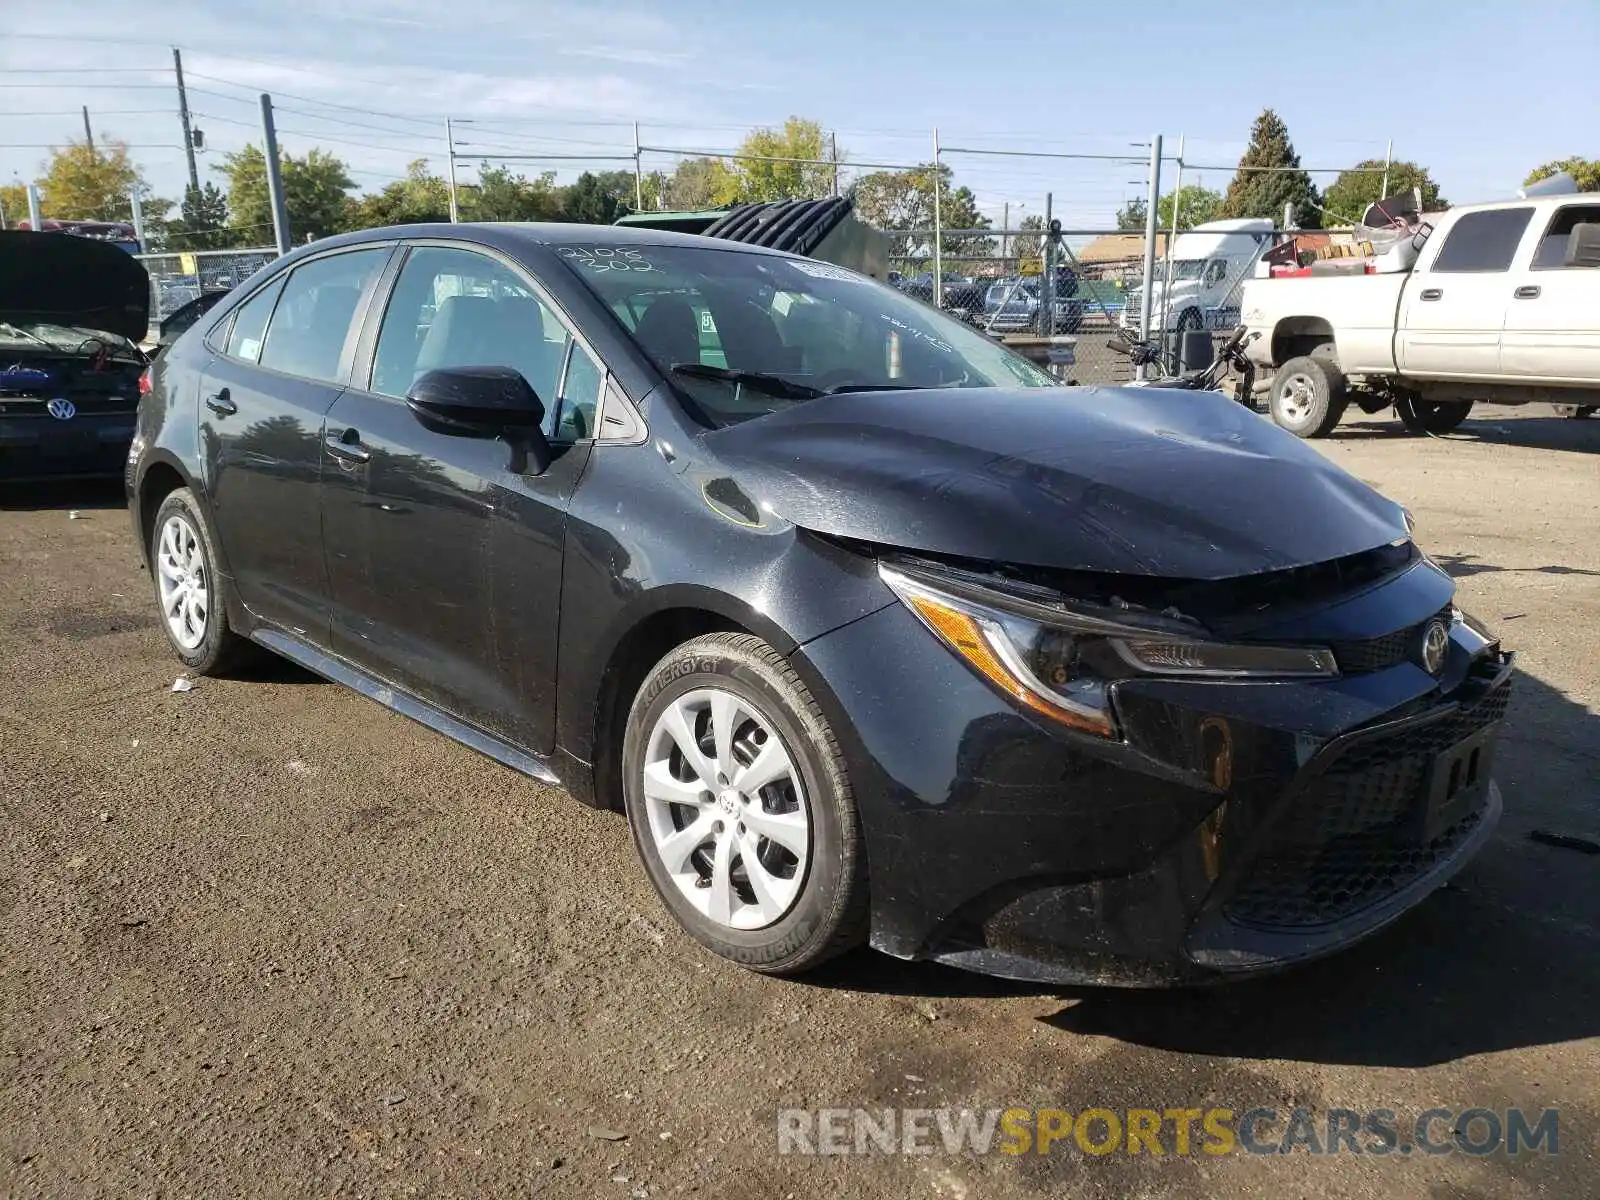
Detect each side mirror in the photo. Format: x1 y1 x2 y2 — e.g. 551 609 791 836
1563 222 1600 268
405 366 551 471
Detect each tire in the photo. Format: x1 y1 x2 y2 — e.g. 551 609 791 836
621 632 869 975
1552 404 1596 419
1269 355 1348 438
1395 394 1473 435
149 487 253 676
1177 308 1203 334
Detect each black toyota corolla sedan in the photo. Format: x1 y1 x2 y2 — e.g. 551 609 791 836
128 223 1512 985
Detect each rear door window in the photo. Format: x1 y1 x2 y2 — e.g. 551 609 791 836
1531 204 1600 270
223 276 286 363
1431 208 1534 273
258 248 388 383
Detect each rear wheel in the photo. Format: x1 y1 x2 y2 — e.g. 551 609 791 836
150 487 253 675
1269 355 1348 438
621 633 869 975
1395 394 1473 435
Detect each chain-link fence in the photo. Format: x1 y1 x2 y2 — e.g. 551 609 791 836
135 247 280 325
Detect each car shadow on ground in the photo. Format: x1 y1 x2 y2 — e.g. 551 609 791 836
816 661 1599 1068
1432 552 1600 580
1329 413 1600 453
0 479 127 512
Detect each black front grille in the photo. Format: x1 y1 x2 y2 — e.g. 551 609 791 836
1224 667 1510 930
1331 604 1453 674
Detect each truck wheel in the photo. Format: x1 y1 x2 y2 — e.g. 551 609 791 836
1177 308 1203 333
1395 395 1473 434
1552 404 1596 419
1269 356 1348 438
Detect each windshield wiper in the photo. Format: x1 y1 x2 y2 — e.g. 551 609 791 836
669 362 822 400
822 382 922 395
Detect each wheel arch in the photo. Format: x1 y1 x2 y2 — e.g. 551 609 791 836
133 452 194 570
570 587 804 812
1271 316 1338 366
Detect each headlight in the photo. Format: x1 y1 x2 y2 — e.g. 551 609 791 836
879 562 1337 738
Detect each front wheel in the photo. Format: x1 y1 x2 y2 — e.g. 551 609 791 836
1395 394 1473 434
621 633 869 975
1269 355 1348 438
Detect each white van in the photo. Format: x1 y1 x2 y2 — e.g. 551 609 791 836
1122 218 1276 334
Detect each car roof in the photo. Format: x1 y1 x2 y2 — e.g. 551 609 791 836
297 220 804 259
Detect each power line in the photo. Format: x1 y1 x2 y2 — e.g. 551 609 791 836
184 71 442 131
0 109 174 117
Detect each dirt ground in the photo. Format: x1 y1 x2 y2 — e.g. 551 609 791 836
3 407 1597 1200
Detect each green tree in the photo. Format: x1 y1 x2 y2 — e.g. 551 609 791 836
1010 213 1045 269
1219 109 1320 228
32 137 144 221
219 144 355 242
659 157 740 209
561 171 628 224
1524 157 1600 193
1321 160 1445 225
347 159 453 227
1160 185 1223 230
1116 198 1147 232
730 117 835 202
466 164 563 222
851 162 991 258
164 182 234 250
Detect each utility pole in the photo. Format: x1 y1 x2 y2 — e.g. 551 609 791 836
1380 137 1393 199
260 94 292 254
445 118 460 223
829 131 839 198
632 121 643 211
173 47 200 197
1001 201 1008 259
1137 135 1163 378
82 107 95 155
27 184 44 230
931 126 943 304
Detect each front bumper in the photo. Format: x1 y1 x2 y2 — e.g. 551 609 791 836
798 592 1512 987
0 412 136 482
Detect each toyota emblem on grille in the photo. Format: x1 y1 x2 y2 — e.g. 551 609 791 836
1419 619 1450 675
46 398 77 421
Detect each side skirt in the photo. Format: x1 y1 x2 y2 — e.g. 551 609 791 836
250 628 562 787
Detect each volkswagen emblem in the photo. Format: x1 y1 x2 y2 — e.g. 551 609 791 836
1419 619 1450 675
47 398 77 421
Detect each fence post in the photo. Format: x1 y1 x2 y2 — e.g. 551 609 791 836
1039 192 1054 336
1380 137 1393 199
1162 133 1184 321
1137 135 1163 378
931 126 943 305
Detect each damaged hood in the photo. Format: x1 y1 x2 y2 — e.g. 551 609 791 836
702 386 1408 579
0 230 150 343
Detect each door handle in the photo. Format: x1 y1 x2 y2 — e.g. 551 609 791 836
1419 288 1443 301
1513 285 1542 299
204 388 236 416
324 428 371 465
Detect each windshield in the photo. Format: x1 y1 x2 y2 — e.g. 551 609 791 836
556 243 1054 426
0 321 139 356
1169 259 1208 281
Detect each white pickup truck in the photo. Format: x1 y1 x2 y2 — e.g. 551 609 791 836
1242 192 1600 437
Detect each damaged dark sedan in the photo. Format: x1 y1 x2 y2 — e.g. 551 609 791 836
1 231 150 482
128 223 1512 985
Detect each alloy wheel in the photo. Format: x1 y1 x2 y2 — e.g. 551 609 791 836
155 514 209 650
641 687 811 930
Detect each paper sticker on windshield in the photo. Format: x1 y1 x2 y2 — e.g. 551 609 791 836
558 246 658 274
790 261 861 283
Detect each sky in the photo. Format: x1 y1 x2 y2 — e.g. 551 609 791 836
3 0 1596 235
